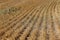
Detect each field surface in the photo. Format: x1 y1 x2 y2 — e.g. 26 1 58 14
0 0 60 40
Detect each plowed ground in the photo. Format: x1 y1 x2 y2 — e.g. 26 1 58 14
0 0 60 40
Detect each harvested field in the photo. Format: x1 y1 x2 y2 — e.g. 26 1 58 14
0 0 60 40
